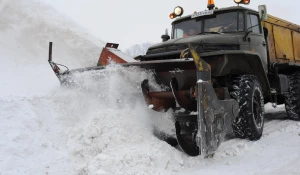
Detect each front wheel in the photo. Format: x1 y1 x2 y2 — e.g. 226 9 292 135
229 75 265 140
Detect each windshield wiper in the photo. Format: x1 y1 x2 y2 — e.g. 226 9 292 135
202 31 223 34
243 24 259 41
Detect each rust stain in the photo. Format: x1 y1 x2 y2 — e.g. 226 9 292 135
203 86 207 110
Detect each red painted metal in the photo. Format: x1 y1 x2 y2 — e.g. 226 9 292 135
97 43 127 66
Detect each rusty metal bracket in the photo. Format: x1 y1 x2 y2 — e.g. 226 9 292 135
180 48 190 60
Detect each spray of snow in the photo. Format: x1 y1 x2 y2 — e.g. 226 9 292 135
53 65 191 174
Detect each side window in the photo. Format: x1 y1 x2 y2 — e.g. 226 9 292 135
175 29 184 38
247 14 261 34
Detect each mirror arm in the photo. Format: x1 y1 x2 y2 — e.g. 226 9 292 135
243 30 252 41
243 24 259 41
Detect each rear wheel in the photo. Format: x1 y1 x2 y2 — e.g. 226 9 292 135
284 73 300 120
229 75 265 140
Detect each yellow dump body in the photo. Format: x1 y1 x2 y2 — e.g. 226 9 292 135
262 15 300 64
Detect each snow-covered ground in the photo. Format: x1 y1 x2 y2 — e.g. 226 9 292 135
1 0 300 175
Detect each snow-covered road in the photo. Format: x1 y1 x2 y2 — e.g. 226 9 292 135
177 107 300 175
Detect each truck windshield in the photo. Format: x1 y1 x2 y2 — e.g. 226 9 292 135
173 11 244 39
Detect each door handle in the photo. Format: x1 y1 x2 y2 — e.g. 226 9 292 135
262 41 267 46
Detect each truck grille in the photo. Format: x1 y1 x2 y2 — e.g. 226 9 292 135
145 43 239 60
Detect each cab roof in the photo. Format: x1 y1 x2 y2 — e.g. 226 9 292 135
171 6 257 24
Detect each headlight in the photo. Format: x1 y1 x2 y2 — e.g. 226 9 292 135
169 13 176 19
174 6 184 16
234 0 250 4
243 0 250 4
169 6 184 19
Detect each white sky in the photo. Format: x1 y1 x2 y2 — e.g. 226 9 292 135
42 0 300 50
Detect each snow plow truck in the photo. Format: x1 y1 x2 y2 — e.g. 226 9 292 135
48 0 300 157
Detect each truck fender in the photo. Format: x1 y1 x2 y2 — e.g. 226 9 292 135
200 51 271 96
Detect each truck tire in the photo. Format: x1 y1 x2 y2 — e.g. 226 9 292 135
284 73 300 120
229 75 265 140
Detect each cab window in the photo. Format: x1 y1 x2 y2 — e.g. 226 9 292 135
247 14 261 34
204 11 244 33
173 20 202 38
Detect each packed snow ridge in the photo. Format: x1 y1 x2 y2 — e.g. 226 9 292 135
1 0 300 175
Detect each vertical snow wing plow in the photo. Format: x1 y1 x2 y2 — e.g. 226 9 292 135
189 44 239 156
141 44 239 157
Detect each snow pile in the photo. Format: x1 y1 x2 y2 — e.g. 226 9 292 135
58 65 188 174
0 0 196 174
0 96 75 174
2 88 300 175
0 0 104 67
0 64 200 175
0 0 105 96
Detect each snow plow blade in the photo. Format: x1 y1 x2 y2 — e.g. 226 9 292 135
48 42 128 83
48 42 238 157
140 44 239 156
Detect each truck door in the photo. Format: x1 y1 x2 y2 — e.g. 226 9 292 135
246 13 268 73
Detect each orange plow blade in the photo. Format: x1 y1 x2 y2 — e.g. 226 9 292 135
97 43 128 66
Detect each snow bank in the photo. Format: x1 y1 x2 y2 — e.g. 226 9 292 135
0 96 75 174
2 65 300 174
0 0 105 96
0 64 197 175
0 0 104 66
56 65 187 174
0 0 193 174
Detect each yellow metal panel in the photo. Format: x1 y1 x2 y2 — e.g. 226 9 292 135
273 26 294 61
266 14 300 32
293 32 300 61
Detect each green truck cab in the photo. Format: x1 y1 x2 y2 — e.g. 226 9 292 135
136 1 300 156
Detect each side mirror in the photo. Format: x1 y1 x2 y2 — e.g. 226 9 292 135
161 28 170 42
258 5 268 21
